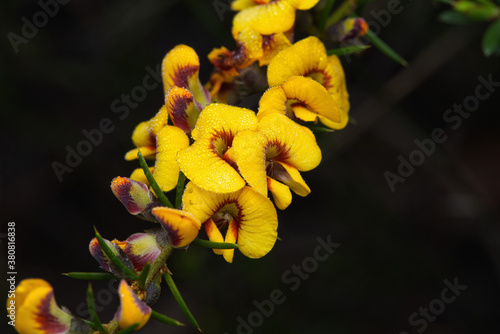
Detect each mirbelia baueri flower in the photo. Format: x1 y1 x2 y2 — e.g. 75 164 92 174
9 0 369 332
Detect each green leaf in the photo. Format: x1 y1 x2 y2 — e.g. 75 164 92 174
151 310 185 327
325 0 352 28
175 171 186 209
365 29 408 66
137 149 173 208
138 263 151 290
483 19 500 56
86 283 106 333
192 238 239 249
327 44 371 56
94 227 139 280
164 273 201 332
439 10 476 24
116 323 139 334
63 272 115 280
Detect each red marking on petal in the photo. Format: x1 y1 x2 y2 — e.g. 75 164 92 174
35 292 69 333
167 91 194 132
173 65 199 89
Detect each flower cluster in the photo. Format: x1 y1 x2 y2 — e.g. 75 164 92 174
8 1 355 333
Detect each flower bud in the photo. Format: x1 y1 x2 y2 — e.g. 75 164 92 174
152 207 201 248
111 177 153 215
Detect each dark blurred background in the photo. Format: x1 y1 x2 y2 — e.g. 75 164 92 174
1 0 500 333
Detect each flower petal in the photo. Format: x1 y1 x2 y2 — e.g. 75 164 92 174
130 167 154 186
116 280 151 330
267 176 292 210
148 104 170 138
132 121 155 147
153 125 190 192
232 130 269 197
162 45 210 107
222 220 238 263
123 232 162 271
111 177 153 215
273 161 310 196
267 36 328 87
177 137 246 194
257 86 288 120
9 279 72 334
258 113 321 171
182 182 278 259
165 86 200 133
125 146 156 161
281 76 341 124
204 219 225 255
152 207 201 248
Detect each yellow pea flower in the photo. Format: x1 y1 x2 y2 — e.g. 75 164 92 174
266 36 350 129
7 279 74 334
231 113 321 209
177 103 258 194
182 182 278 263
115 280 151 330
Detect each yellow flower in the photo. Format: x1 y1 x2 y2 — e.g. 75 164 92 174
266 36 350 129
115 280 151 330
231 0 320 38
231 113 321 209
7 279 73 334
152 207 202 248
177 103 258 194
182 182 278 263
258 75 342 127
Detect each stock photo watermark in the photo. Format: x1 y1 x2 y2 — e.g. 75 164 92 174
399 277 467 334
224 235 340 334
51 64 162 182
7 0 71 54
384 73 499 192
6 222 17 327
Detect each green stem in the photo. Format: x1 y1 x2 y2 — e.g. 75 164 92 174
146 244 174 287
137 150 173 208
164 272 201 332
192 238 238 249
175 172 185 209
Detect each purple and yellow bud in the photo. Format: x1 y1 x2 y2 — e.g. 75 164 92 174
89 238 134 275
115 280 151 330
338 18 368 41
152 207 201 248
121 232 162 271
111 177 153 215
7 279 73 334
165 86 200 133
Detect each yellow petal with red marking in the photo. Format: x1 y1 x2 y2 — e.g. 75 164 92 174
8 279 73 334
182 182 278 260
178 137 246 194
116 280 151 330
258 113 321 171
273 161 310 196
165 86 200 133
152 207 201 248
191 103 258 141
205 219 225 255
267 36 328 87
162 45 210 107
223 220 238 263
281 76 341 124
232 130 268 196
232 1 296 38
257 86 288 120
267 177 292 210
153 125 190 192
148 104 170 138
